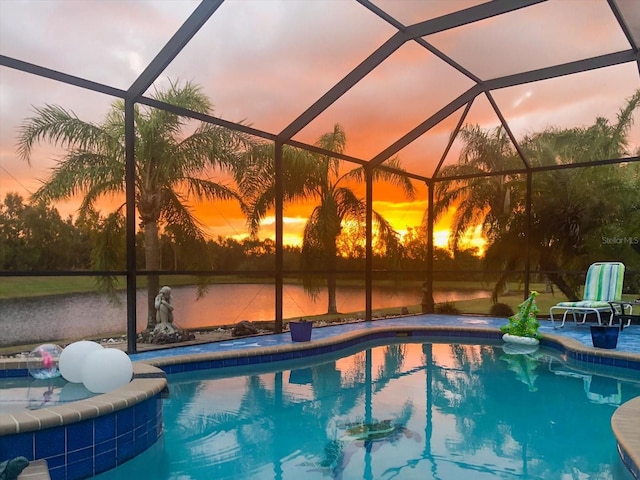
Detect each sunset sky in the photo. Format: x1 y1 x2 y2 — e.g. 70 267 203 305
1 0 638 250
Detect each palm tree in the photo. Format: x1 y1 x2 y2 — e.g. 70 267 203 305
239 123 415 314
431 91 640 301
433 125 522 253
486 89 640 300
431 125 523 301
17 80 250 329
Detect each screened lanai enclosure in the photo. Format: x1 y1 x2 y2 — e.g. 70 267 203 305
0 0 639 353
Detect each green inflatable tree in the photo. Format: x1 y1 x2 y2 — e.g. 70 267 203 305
500 291 541 339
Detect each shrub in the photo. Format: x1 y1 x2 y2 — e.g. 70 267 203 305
435 302 461 314
489 303 515 317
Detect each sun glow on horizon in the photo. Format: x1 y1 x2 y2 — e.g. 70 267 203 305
460 225 487 256
434 229 449 249
208 207 485 254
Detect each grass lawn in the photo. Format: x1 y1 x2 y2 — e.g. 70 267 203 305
0 275 275 299
0 275 490 299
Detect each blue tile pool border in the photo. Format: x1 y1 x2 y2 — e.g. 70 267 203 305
0 394 163 480
143 326 640 377
0 363 167 480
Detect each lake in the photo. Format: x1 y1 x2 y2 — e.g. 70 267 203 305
0 284 489 347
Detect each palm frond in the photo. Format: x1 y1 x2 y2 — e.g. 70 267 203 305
18 104 111 163
610 89 640 156
31 151 124 204
372 156 416 199
160 190 205 243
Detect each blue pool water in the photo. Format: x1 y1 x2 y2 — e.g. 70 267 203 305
97 341 640 479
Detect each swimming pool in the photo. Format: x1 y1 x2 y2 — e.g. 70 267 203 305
95 340 640 479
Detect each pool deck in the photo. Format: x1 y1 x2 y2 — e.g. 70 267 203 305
129 314 640 361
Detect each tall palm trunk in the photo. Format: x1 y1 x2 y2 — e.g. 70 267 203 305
326 230 339 315
145 221 161 329
538 256 580 301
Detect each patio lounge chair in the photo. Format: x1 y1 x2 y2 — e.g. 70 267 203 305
549 262 625 328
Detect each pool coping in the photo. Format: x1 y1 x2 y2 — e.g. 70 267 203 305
0 362 167 480
18 460 51 480
139 325 640 374
1 325 639 479
613 396 640 480
0 362 167 437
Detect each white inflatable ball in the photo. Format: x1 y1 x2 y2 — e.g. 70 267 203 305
59 341 104 383
81 348 133 394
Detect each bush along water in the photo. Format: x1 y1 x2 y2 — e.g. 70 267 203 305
435 302 461 315
490 302 515 317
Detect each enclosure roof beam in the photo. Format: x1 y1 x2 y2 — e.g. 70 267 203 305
369 85 482 168
404 0 545 39
485 49 636 91
609 0 638 52
280 0 541 142
356 0 481 83
0 55 126 99
278 31 407 141
126 0 224 101
432 156 639 183
369 49 636 169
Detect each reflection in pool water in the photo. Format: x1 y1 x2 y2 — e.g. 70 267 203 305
95 342 639 479
0 376 96 414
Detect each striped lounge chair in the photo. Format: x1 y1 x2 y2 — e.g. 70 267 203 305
549 262 625 328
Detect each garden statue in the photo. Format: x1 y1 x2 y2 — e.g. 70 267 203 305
138 285 195 344
154 286 176 334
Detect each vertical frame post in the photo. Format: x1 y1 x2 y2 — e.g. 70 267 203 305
275 141 284 333
524 171 532 299
365 167 373 321
125 99 137 354
423 181 435 313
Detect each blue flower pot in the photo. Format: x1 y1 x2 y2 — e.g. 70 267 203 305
590 325 620 349
289 321 313 342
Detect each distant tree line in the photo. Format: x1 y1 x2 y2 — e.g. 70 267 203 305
0 192 92 271
0 191 484 277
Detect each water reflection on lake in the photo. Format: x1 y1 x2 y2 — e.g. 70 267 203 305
0 284 489 346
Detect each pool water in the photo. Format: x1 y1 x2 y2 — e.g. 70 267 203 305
95 341 640 479
0 376 96 414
